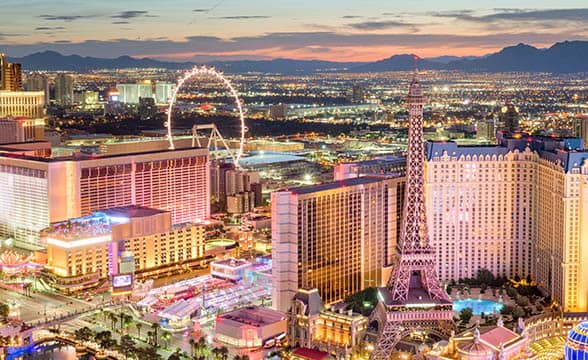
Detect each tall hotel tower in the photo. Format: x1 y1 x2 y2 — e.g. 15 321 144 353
0 147 209 249
271 177 395 312
371 72 453 358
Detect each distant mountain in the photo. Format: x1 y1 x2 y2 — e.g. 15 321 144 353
8 41 588 74
426 55 479 64
446 41 588 73
8 51 363 74
350 54 443 72
8 50 190 71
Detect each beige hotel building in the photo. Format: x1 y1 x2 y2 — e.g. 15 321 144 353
426 135 588 313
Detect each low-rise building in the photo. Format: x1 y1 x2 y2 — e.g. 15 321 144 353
288 288 368 360
214 305 286 349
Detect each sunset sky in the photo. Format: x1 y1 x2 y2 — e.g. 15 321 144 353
1 0 588 61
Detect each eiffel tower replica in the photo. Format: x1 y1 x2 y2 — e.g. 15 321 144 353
370 69 454 359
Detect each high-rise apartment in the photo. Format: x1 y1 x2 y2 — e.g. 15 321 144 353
54 73 74 106
0 147 209 249
25 73 50 104
271 177 398 312
0 53 22 91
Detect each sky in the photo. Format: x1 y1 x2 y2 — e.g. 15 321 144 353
1 0 588 62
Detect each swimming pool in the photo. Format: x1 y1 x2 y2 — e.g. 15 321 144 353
453 298 503 315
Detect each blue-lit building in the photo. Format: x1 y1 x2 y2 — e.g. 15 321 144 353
566 321 588 359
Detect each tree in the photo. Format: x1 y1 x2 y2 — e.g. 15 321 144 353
136 322 143 338
516 295 530 307
74 326 94 342
108 312 118 331
512 306 526 320
459 308 473 325
189 338 195 357
95 330 116 349
195 336 207 357
137 345 162 360
151 322 161 346
0 303 9 319
123 314 134 334
167 350 182 360
218 346 229 360
119 335 137 358
343 287 378 316
476 268 495 285
480 283 487 294
161 331 172 348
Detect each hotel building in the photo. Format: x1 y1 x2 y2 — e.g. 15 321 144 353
426 134 588 313
288 288 368 360
43 206 206 293
271 177 400 312
0 147 209 249
0 117 45 144
0 90 45 118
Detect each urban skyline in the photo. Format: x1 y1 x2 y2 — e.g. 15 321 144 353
1 1 588 359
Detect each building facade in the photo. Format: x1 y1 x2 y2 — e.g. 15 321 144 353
43 206 206 293
271 177 397 312
0 54 22 91
426 135 588 313
0 117 45 144
54 74 74 106
288 289 368 360
0 147 209 249
0 90 45 118
24 73 50 104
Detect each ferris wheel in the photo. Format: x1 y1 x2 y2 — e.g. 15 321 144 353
166 65 246 165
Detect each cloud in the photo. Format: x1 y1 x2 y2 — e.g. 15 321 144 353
34 26 65 31
111 10 153 19
214 15 270 20
112 21 130 25
432 8 588 23
484 8 588 22
342 15 362 19
39 14 96 21
193 9 208 12
348 20 417 31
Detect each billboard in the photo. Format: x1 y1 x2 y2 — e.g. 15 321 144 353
112 274 132 288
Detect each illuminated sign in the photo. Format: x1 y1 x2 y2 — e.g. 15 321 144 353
46 235 111 249
112 274 132 288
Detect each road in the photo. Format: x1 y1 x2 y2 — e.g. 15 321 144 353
0 287 101 323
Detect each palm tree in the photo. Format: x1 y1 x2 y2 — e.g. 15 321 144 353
151 322 161 346
219 346 229 360
108 312 117 331
123 314 134 334
189 338 195 357
212 348 222 360
136 322 143 338
195 337 207 357
161 331 172 349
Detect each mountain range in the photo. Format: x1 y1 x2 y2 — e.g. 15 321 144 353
7 40 588 74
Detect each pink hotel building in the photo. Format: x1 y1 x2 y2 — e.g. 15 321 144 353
0 147 209 249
